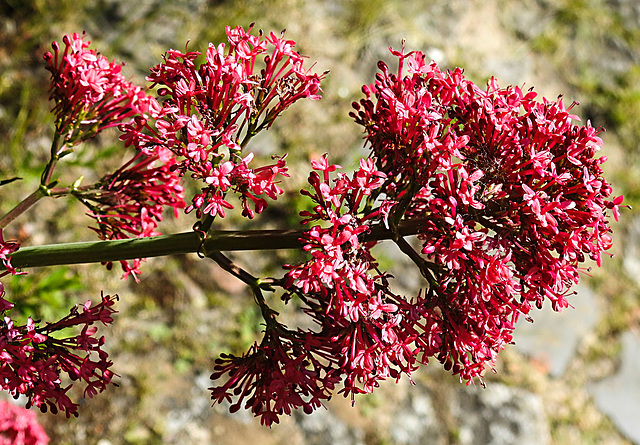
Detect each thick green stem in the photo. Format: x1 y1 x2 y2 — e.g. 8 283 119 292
9 219 425 269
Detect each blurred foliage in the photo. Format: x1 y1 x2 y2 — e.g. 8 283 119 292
5 267 84 325
0 0 77 173
230 304 262 353
530 0 640 158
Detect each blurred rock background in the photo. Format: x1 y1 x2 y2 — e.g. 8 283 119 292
0 0 639 444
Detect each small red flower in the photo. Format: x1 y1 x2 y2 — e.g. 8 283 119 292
0 230 21 276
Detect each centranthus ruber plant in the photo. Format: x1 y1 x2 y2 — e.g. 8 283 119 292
0 26 625 427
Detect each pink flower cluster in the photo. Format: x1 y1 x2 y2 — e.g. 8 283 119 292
284 157 423 396
210 47 623 424
0 401 48 445
120 24 325 219
44 32 150 145
210 328 340 427
2 208 118 419
78 151 185 279
28 28 625 426
0 291 117 418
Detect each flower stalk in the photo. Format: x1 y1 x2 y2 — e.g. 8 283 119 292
8 219 426 269
0 189 46 230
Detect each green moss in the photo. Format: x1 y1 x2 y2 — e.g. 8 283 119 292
357 390 383 417
524 0 640 158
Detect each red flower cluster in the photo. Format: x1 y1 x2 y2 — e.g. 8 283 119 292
350 48 621 382
119 24 325 219
44 33 189 278
0 401 49 445
0 292 117 418
78 151 185 279
209 46 623 425
210 328 341 427
284 157 425 395
211 157 401 426
44 32 150 145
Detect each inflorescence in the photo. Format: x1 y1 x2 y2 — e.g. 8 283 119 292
0 26 625 427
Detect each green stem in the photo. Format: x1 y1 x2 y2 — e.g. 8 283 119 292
0 184 91 230
9 219 425 269
1 132 78 230
392 232 439 287
41 132 63 187
0 188 46 229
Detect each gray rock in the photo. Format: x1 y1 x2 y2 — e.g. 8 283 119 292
607 0 640 37
163 372 215 443
499 0 553 41
389 389 444 445
294 407 365 445
589 330 640 445
512 285 600 377
453 383 550 445
624 216 640 287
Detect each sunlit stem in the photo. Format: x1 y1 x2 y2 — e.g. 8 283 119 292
205 251 282 331
2 130 77 229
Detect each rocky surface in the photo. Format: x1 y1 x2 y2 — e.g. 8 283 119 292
453 384 550 445
512 285 600 377
590 330 640 445
388 385 444 445
295 408 366 445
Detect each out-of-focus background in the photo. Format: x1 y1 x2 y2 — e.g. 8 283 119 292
1 0 639 444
